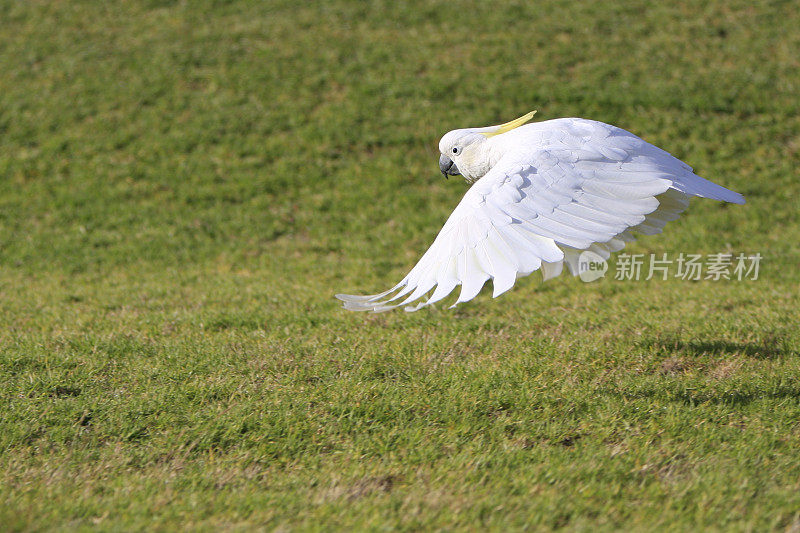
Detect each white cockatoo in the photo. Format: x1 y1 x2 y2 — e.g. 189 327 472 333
337 111 744 312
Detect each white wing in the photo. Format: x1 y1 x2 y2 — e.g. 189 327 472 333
337 119 744 312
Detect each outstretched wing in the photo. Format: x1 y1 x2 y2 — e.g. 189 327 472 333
337 119 744 312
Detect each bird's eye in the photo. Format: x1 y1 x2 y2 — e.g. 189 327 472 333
452 147 461 155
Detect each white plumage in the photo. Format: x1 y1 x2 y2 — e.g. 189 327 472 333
337 113 744 312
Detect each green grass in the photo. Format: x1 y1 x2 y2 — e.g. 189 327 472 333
2 0 800 530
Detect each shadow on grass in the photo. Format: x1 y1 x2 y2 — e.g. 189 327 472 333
619 384 800 408
622 333 800 407
642 335 797 360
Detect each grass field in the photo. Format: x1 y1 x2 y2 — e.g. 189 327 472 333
2 0 800 530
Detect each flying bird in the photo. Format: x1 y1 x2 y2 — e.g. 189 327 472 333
336 111 744 312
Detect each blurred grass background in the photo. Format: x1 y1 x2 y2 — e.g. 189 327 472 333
1 0 799 530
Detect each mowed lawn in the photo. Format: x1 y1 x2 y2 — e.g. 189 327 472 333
2 0 799 530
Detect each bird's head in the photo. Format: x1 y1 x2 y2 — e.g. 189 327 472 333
438 110 536 183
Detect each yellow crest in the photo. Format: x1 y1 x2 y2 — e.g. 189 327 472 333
480 110 537 138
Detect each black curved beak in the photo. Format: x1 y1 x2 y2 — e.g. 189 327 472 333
439 154 461 179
